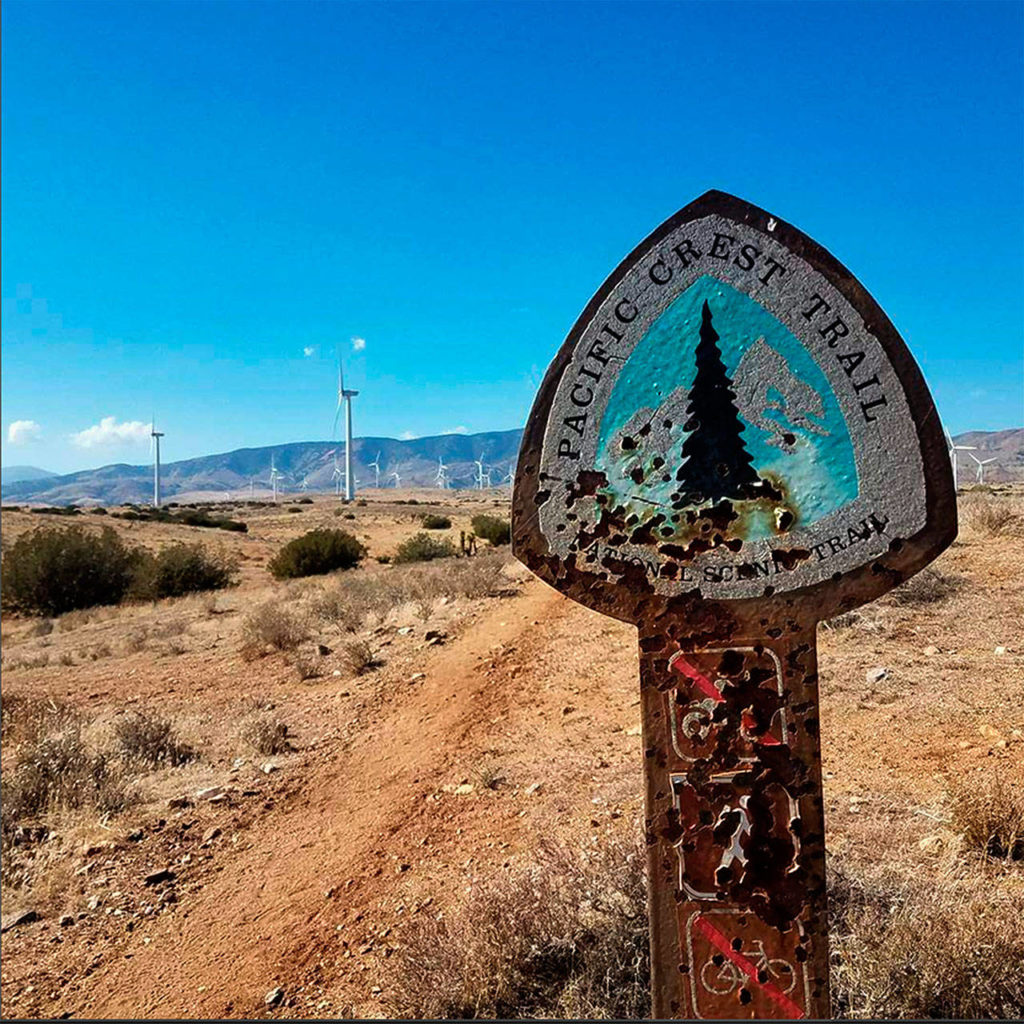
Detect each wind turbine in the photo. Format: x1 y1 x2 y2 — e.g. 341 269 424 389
270 455 282 504
369 451 382 489
301 476 309 493
504 462 515 490
969 452 996 484
435 456 449 489
332 346 359 501
150 421 165 508
249 476 255 499
474 456 487 491
390 470 401 488
945 428 976 489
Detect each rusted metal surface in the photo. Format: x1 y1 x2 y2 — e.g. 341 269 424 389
512 191 956 1019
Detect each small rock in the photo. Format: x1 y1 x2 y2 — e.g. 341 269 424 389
1010 729 1023 743
408 672 426 683
265 987 284 1007
979 723 1003 742
201 827 222 844
995 646 1007 655
167 797 192 809
625 725 642 736
261 763 278 775
524 782 542 797
1 909 40 933
59 914 75 928
87 897 101 911
143 868 175 887
397 627 414 636
332 670 342 677
866 667 888 684
454 783 474 796
127 829 144 842
918 834 944 853
424 629 447 641
923 645 940 656
195 787 225 802
562 705 575 715
317 644 332 656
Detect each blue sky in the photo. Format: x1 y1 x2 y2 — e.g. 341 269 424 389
2 0 1021 474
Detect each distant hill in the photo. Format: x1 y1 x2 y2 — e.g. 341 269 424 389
3 427 1020 506
1 430 525 506
1 465 57 486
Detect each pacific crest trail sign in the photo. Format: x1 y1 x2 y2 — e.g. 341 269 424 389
512 191 956 1019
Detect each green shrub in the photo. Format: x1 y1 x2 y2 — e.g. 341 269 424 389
89 507 109 515
268 528 366 579
298 497 314 505
1 526 139 616
133 543 235 600
471 514 511 546
421 514 452 530
287 506 303 513
393 533 457 564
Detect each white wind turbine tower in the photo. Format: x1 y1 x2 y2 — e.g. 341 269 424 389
150 421 165 508
249 476 255 499
269 455 282 504
369 451 382 489
331 454 343 496
333 346 359 501
390 470 401 488
301 476 309 493
474 455 487 490
945 428 976 489
435 456 448 490
969 452 996 484
504 462 515 490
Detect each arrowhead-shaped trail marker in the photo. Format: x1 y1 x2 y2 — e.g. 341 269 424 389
512 190 956 1020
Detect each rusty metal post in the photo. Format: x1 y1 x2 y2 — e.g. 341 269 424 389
640 624 829 1019
512 190 957 1020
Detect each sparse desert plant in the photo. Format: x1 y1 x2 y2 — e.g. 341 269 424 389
241 714 291 755
1 695 80 746
308 588 361 632
471 513 511 546
151 616 187 639
292 651 323 681
287 505 303 513
268 528 366 579
883 566 963 607
968 498 1020 537
829 856 1024 1019
298 497 313 504
123 627 149 653
384 832 649 1020
342 638 379 675
114 711 196 769
948 775 1024 860
420 513 451 530
241 600 309 657
393 532 457 564
1 526 139 616
26 618 54 638
131 542 236 600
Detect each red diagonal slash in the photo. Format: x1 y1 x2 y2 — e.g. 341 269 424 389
670 655 724 703
693 914 805 1019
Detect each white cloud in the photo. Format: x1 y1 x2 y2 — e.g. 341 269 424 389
442 426 468 435
351 336 366 352
303 346 316 357
399 430 418 441
71 416 152 448
7 419 42 444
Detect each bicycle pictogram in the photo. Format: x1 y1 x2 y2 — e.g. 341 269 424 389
699 939 797 996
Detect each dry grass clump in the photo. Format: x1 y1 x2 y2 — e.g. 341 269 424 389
882 566 964 607
307 587 362 633
241 714 291 755
1 695 81 747
966 497 1021 537
384 833 649 1020
4 650 52 671
948 776 1024 861
829 857 1024 1019
342 638 379 675
240 599 309 658
113 711 196 770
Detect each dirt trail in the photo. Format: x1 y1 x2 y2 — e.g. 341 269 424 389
64 581 579 1018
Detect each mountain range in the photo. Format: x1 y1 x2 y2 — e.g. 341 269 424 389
2 428 1021 506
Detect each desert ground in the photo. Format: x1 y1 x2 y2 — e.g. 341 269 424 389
1 487 1022 1020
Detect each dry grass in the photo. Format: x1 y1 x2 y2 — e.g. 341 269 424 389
384 832 649 1020
948 776 1024 860
240 714 291 755
882 566 963 607
240 599 309 658
1 695 81 747
965 497 1022 537
113 711 196 770
342 638 379 676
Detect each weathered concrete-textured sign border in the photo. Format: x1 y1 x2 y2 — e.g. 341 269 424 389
512 190 956 1019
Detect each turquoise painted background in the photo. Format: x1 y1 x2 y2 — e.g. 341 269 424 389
595 276 858 537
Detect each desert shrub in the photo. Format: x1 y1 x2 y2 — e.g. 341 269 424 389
829 858 1024 1019
287 505 303 513
421 513 452 530
968 499 1020 537
292 652 322 681
89 507 108 515
393 532 457 564
4 730 131 820
308 588 361 632
240 600 309 656
30 506 80 516
113 712 195 769
471 513 511 546
342 638 378 675
948 776 1024 860
1 526 139 616
132 542 236 599
268 528 366 579
241 715 291 755
385 833 649 1019
883 566 963 607
1 695 81 746
356 499 367 507
26 618 54 637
